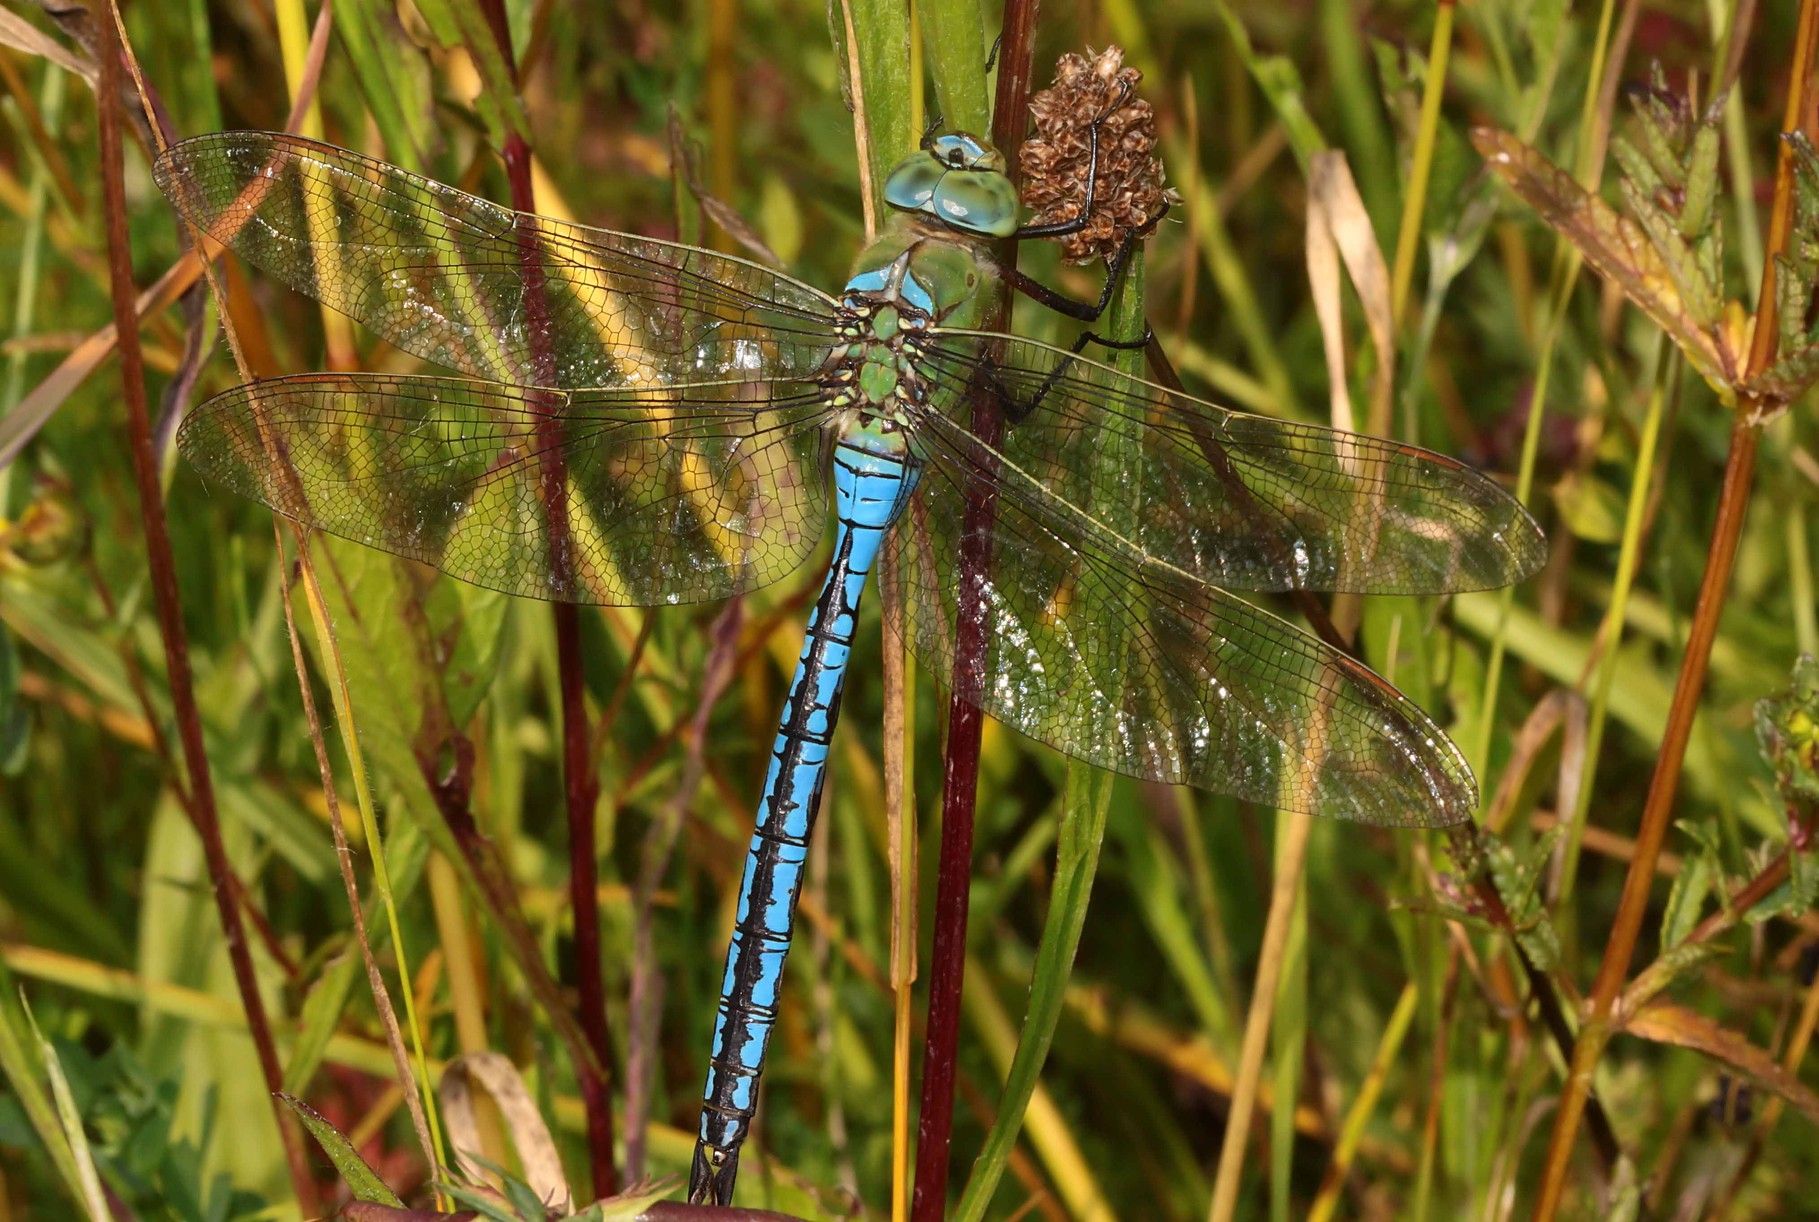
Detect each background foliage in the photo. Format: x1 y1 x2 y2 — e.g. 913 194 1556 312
1 0 1817 1218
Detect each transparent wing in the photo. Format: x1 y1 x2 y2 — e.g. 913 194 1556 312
178 372 830 605
887 414 1477 826
918 332 1545 596
153 131 841 389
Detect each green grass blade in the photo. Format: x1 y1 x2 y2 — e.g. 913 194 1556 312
280 1092 407 1205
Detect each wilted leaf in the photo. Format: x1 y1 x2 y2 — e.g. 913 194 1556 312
1473 128 1737 399
1624 178 1722 328
279 1092 405 1205
440 1053 571 1213
1622 1002 1819 1126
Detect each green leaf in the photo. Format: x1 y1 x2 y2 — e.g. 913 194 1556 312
0 962 88 1209
918 0 991 136
1622 177 1722 329
280 1092 406 1206
410 0 532 149
1680 120 1722 237
1485 827 1563 971
1659 835 1717 949
283 947 362 1093
29 1006 108 1222
333 0 438 173
0 622 27 775
1739 341 1819 407
1625 941 1725 1013
1552 472 1627 545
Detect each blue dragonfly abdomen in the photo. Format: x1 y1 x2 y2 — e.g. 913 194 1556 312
693 427 920 1202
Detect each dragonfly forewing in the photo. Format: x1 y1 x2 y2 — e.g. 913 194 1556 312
152 131 842 390
177 372 832 604
920 332 1546 597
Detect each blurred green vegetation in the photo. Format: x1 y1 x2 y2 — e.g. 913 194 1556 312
0 0 1817 1218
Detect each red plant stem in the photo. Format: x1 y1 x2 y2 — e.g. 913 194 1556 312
1531 419 1760 1219
476 0 618 1197
908 6 1040 1218
1531 2 1817 1209
93 6 314 1210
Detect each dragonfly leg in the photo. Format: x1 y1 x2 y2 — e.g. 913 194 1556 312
1002 198 1172 324
1010 77 1135 243
976 326 1148 429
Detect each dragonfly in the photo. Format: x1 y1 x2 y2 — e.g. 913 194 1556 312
153 126 1544 1205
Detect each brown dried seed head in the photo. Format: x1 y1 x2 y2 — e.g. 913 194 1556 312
1020 46 1170 264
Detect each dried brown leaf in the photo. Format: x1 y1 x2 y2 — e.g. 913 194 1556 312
1473 127 1738 401
440 1052 572 1212
1622 1001 1819 1126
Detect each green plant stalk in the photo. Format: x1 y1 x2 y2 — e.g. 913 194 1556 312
1470 245 1573 773
1792 504 1819 658
950 252 1145 1222
296 548 450 1192
918 0 990 136
1558 355 1672 898
1306 982 1420 1222
0 64 61 516
1388 0 1456 328
842 0 915 222
959 950 1115 1219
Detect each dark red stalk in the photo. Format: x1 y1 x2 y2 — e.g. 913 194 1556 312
909 4 1041 1216
93 6 314 1210
475 0 618 1197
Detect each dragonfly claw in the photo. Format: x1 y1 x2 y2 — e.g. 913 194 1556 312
689 1142 741 1206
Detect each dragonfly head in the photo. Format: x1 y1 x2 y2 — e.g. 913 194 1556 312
882 132 1021 238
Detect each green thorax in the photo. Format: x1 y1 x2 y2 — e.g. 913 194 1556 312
821 135 1016 450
